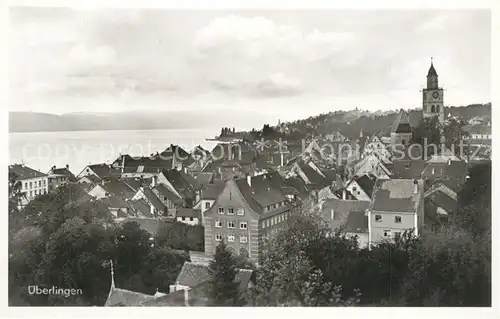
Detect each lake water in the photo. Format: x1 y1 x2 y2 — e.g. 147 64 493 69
9 129 220 175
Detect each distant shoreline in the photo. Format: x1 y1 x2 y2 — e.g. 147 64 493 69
8 127 212 134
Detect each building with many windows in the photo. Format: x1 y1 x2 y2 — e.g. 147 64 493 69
9 164 49 208
203 175 294 262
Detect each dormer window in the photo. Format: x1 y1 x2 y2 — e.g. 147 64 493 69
218 207 225 214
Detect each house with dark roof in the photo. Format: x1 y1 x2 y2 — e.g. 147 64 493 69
345 174 376 201
193 181 226 219
158 169 201 207
352 153 391 180
47 165 76 191
421 160 467 193
131 186 167 218
9 164 49 207
320 199 370 231
153 184 184 217
76 163 121 181
88 179 137 201
390 109 413 147
362 135 392 165
367 178 424 245
391 159 427 179
203 176 293 262
344 210 370 248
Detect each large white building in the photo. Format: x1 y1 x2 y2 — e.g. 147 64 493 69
9 164 49 208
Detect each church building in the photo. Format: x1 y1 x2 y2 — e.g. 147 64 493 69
422 58 445 124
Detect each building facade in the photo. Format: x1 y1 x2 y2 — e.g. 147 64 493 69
9 164 49 207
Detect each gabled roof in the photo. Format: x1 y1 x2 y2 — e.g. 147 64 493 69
321 199 370 230
79 174 103 184
175 262 211 287
9 164 47 180
141 187 166 211
105 288 156 306
353 174 376 197
283 176 310 200
154 184 183 205
234 178 265 215
47 167 76 180
421 161 467 193
141 281 209 307
391 110 412 134
129 200 151 217
100 195 128 209
102 180 136 199
195 172 214 187
369 179 423 213
425 189 457 214
297 161 329 188
85 164 121 179
200 181 226 200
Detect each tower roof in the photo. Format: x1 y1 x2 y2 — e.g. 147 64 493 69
427 60 438 77
391 109 412 134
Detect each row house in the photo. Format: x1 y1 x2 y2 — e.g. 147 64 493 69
193 181 225 223
47 165 76 191
9 164 49 207
203 175 294 262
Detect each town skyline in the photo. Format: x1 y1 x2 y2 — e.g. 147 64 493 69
9 8 490 119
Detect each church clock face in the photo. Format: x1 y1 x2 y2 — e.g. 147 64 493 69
432 91 439 99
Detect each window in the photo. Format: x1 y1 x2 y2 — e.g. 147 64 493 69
228 234 235 242
228 220 235 229
215 233 222 241
240 234 248 243
24 182 27 189
261 220 266 228
30 191 33 197
181 217 185 221
29 182 32 188
353 186 357 191
240 221 247 230
384 230 392 237
190 217 194 221
395 216 402 223
271 218 275 226
218 207 225 214
266 219 270 227
39 181 41 187
228 208 235 215
237 208 245 216
205 202 211 210
215 220 222 228
375 214 382 222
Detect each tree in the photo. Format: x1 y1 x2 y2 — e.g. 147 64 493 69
208 241 243 306
411 116 442 159
442 117 468 155
155 221 204 251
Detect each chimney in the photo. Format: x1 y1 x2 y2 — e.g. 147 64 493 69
247 174 252 187
413 179 418 194
151 176 156 188
184 288 190 307
66 164 69 169
447 159 451 166
342 189 346 200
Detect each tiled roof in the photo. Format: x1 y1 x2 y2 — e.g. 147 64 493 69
391 160 427 179
154 184 183 205
344 210 368 233
421 161 466 193
175 262 211 287
176 208 201 219
141 187 166 211
87 164 121 179
105 288 156 306
48 167 76 180
354 174 376 197
283 176 310 200
321 199 370 230
129 199 151 217
79 174 102 184
162 169 199 200
9 164 47 180
370 179 423 213
234 178 264 214
103 180 136 199
195 172 214 187
201 181 225 200
297 161 329 188
101 195 128 209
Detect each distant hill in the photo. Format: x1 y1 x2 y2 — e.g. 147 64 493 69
271 103 491 140
8 109 276 133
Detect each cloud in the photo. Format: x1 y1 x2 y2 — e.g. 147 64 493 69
68 44 116 66
255 73 303 97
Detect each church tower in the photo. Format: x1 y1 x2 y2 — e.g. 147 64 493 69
422 58 445 124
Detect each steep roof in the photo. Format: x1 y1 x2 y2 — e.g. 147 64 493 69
102 180 136 199
141 187 166 211
421 161 467 193
48 167 76 180
154 184 183 205
234 178 264 215
200 181 225 200
369 179 424 213
425 190 457 215
86 164 121 179
391 110 412 134
427 61 438 77
195 172 214 187
141 281 209 307
391 160 427 179
354 174 376 197
9 164 47 180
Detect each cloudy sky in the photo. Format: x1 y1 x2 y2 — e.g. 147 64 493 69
9 8 490 120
